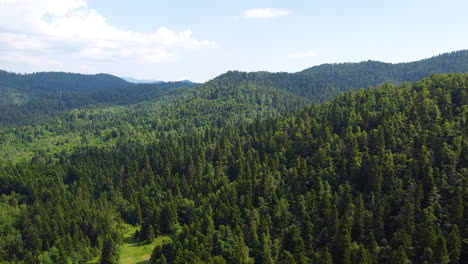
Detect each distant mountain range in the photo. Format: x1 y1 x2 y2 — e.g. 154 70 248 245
121 77 163 84
0 70 197 126
122 76 195 85
1 50 468 127
0 70 130 94
216 49 468 102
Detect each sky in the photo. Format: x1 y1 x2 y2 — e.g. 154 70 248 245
1 0 468 82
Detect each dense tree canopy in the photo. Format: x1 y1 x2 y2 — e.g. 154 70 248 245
3 51 468 162
0 72 466 263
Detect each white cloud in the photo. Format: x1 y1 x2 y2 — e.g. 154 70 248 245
244 8 292 19
288 50 318 58
46 0 86 16
0 33 47 50
0 52 61 67
0 0 216 66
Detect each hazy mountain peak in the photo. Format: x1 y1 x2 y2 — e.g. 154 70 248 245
121 77 163 84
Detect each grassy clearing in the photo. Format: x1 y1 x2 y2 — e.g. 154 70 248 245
87 225 171 264
120 225 171 264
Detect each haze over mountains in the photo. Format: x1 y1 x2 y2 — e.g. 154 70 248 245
0 50 467 264
121 77 163 84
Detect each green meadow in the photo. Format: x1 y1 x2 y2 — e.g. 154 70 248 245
88 226 171 264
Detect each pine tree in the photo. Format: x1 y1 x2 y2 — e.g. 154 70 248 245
147 225 155 244
280 250 296 264
233 236 254 264
101 236 119 264
447 225 461 264
352 194 365 242
320 247 333 264
392 246 409 264
354 245 372 264
156 254 168 264
333 211 352 264
259 232 273 264
433 235 449 264
160 203 178 234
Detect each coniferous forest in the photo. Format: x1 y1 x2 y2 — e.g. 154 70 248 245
0 51 467 264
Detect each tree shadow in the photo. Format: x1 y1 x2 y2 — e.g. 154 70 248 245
123 234 136 245
123 230 147 247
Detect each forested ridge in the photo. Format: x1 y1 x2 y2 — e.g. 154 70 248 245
0 70 197 126
0 73 466 263
0 74 309 162
3 51 468 163
214 50 468 101
0 71 130 93
2 50 468 127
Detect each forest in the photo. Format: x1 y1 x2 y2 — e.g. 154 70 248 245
0 51 467 264
2 50 468 127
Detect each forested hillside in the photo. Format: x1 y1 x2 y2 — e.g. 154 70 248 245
0 79 197 126
0 73 466 263
2 50 468 127
295 50 468 99
3 51 468 162
0 70 200 126
0 73 310 162
0 71 131 94
215 50 468 102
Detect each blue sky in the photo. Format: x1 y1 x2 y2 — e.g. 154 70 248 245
0 0 467 82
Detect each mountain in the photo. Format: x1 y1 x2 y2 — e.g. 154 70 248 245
0 71 131 124
216 50 468 103
0 73 465 263
0 70 131 94
294 49 468 99
0 73 309 161
2 50 468 127
179 80 195 84
0 72 196 126
154 49 468 130
122 77 195 85
122 76 163 84
89 81 198 105
2 50 468 160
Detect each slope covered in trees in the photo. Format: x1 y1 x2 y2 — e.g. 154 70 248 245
0 73 466 263
0 79 197 126
3 50 468 161
0 70 201 126
0 70 134 97
2 50 468 127
219 50 468 102
0 74 309 162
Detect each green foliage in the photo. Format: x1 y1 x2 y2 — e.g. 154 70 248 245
448 225 462 264
0 71 467 263
101 236 120 264
3 50 468 158
146 225 155 244
118 225 171 264
0 69 196 126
